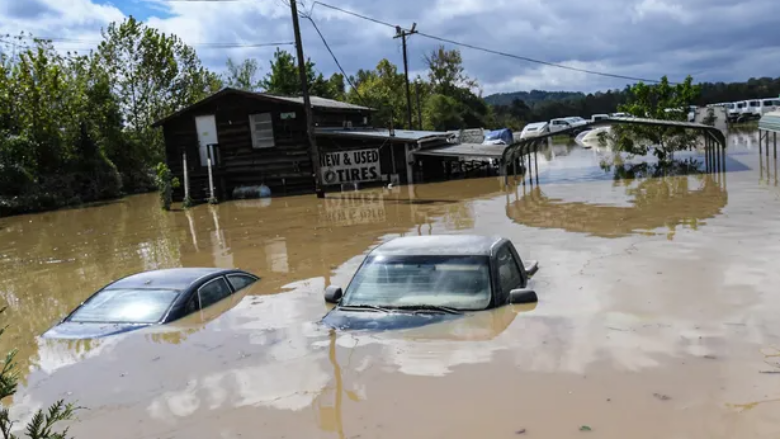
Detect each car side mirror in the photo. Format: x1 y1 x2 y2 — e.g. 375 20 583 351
509 288 538 304
324 285 343 304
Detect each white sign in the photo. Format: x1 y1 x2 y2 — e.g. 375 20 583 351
320 148 381 185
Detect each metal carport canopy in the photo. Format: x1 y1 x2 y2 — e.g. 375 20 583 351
413 143 506 159
502 117 727 163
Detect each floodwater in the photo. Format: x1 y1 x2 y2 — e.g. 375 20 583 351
2 130 780 438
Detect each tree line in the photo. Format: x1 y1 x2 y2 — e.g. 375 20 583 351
0 17 492 216
491 76 780 130
3 15 776 216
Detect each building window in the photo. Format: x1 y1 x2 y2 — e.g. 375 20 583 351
249 113 275 148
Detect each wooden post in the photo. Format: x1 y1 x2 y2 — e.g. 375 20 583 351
290 0 324 198
775 132 777 159
394 25 417 130
704 137 709 172
182 152 190 202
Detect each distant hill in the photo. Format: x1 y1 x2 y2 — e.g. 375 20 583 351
484 90 585 107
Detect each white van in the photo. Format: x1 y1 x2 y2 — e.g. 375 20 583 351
747 100 762 118
548 118 572 133
760 98 780 115
734 101 749 119
519 122 549 139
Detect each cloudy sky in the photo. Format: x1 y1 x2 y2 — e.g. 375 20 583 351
2 0 779 95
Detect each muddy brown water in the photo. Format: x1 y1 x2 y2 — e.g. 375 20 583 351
2 132 780 438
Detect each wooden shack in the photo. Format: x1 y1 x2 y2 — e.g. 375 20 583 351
152 87 375 200
154 87 462 201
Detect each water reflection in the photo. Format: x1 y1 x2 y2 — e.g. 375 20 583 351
507 163 728 239
6 133 780 438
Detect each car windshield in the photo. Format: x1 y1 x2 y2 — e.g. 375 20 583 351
69 288 180 324
341 255 492 310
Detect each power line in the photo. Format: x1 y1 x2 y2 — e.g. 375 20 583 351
304 16 366 105
310 1 665 84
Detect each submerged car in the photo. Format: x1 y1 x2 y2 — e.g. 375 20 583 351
42 268 259 339
321 235 539 331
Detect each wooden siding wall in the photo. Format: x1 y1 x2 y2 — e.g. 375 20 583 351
163 94 373 201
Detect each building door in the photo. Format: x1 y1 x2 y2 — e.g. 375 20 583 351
195 115 218 167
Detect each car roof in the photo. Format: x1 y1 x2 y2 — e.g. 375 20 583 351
106 268 239 290
371 235 505 257
524 122 547 129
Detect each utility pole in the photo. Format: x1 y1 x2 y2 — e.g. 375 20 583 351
290 0 325 198
415 81 423 130
394 23 417 131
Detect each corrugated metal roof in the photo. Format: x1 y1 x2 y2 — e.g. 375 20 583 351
152 87 372 127
414 143 506 158
266 94 372 111
759 111 780 133
316 128 456 142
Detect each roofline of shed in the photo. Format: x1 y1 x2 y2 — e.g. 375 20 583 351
151 87 374 128
315 129 455 144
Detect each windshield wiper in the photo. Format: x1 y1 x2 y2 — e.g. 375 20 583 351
338 304 393 313
394 305 463 315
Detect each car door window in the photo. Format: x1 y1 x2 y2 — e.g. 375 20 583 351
227 274 257 292
197 277 232 309
497 246 523 301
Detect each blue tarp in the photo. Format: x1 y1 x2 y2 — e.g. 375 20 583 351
483 128 514 145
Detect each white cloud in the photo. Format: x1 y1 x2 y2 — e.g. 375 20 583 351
2 0 780 94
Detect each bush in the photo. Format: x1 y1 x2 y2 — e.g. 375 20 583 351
154 162 180 211
0 309 78 438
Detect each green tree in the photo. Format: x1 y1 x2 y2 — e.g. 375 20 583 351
610 75 702 161
97 16 220 165
424 94 463 130
347 59 406 128
260 48 337 98
424 46 488 128
224 58 261 91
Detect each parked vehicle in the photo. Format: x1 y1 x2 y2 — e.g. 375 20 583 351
748 100 762 118
565 116 588 128
734 101 749 121
591 114 610 122
759 99 780 116
519 122 549 139
724 102 740 122
42 268 260 339
549 118 573 133
610 112 631 118
320 235 539 331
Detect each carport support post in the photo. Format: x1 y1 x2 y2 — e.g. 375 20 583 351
764 131 769 159
704 138 710 172
775 132 777 159
527 147 532 185
716 141 722 174
534 143 539 185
